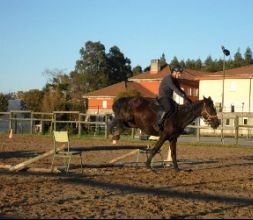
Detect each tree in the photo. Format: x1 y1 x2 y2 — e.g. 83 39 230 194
170 56 180 67
215 58 223 72
143 66 150 72
203 56 216 72
185 59 196 70
132 65 142 76
74 41 109 93
21 89 44 112
107 46 132 85
244 47 253 65
194 58 202 70
160 53 168 69
233 48 244 68
41 88 66 112
0 93 8 112
179 60 186 68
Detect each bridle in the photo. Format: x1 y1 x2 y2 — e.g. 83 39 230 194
201 102 218 124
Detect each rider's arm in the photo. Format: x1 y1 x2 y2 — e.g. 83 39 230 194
168 76 187 99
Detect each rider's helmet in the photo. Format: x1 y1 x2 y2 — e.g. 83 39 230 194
171 65 184 73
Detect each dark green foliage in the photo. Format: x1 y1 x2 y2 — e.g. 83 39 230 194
170 56 180 67
74 41 109 93
113 89 141 103
160 53 168 69
244 47 253 65
233 48 244 68
107 46 132 85
132 65 143 76
171 47 253 72
21 89 44 112
73 41 133 95
0 93 8 112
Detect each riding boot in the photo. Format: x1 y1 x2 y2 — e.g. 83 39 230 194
158 111 167 131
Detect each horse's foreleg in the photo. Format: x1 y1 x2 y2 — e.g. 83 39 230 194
109 118 126 142
169 138 179 171
146 136 166 168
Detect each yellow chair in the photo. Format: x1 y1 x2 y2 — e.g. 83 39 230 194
51 131 83 174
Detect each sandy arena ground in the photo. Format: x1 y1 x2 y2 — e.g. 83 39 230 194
1 133 253 219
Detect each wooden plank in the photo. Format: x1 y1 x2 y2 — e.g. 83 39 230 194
72 145 148 152
9 145 65 172
0 164 12 169
26 167 61 173
108 149 139 164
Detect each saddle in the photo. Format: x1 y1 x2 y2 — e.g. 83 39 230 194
151 98 178 128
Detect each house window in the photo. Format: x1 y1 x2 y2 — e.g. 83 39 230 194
243 117 248 125
230 81 237 92
187 88 192 96
225 119 234 126
193 88 199 96
102 100 107 109
225 119 230 126
231 105 235 112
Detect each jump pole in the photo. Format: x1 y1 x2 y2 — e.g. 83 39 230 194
108 149 139 164
9 144 65 172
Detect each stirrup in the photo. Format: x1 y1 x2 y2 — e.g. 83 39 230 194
158 124 164 131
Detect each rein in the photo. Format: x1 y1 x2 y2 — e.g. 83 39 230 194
188 101 217 125
201 102 217 124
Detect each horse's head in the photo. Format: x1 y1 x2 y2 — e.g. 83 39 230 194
201 97 220 129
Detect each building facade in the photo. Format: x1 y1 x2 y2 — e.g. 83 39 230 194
83 60 201 114
197 65 253 136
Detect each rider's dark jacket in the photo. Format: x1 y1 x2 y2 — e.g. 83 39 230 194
158 74 187 99
158 74 187 112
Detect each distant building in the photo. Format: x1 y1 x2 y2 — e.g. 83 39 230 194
0 99 30 133
83 60 201 114
8 99 23 111
197 65 253 136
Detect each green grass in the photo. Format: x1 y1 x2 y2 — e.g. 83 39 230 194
1 132 252 149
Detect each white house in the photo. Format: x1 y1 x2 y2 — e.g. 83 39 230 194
197 65 253 136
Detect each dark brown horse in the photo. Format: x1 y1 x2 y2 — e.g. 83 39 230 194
109 96 220 171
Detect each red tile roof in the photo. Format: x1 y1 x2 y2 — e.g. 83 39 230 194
83 64 253 98
83 81 156 98
130 65 206 81
195 64 253 80
131 64 253 81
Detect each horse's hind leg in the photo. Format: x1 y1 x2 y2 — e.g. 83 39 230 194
146 135 166 168
169 138 179 171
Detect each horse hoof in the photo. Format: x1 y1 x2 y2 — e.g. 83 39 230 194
112 140 118 145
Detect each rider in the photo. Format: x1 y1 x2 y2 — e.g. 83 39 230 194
157 64 192 130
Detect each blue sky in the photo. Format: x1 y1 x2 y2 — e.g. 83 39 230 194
1 0 253 93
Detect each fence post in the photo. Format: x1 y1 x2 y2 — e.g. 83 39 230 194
53 113 56 131
105 114 109 139
131 128 135 139
41 120 44 134
8 112 12 132
30 112 33 134
196 118 200 142
235 115 239 145
78 113 82 137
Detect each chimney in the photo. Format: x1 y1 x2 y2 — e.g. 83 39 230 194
150 59 161 74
